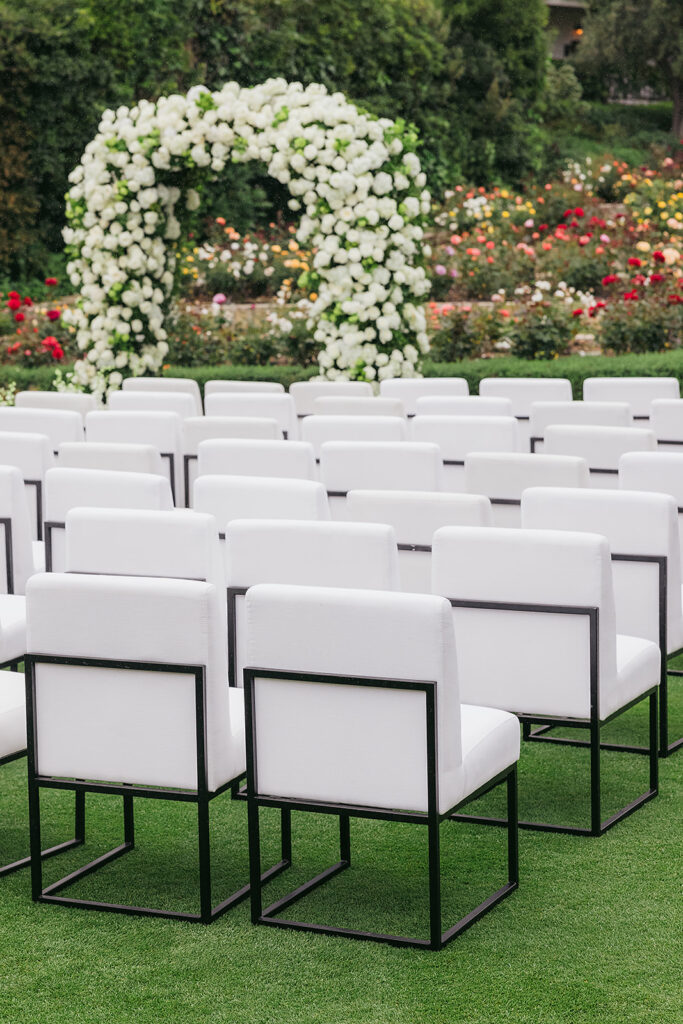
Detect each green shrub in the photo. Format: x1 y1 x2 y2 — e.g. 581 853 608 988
600 300 682 354
505 303 574 360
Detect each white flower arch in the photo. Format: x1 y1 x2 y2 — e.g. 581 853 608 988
62 79 432 397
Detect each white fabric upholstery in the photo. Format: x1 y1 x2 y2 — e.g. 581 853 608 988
245 583 519 814
57 442 163 476
529 401 631 452
85 410 183 504
411 416 519 492
0 465 38 595
204 393 298 439
380 377 469 415
312 396 406 418
301 415 407 457
478 377 572 416
320 441 442 498
26 573 242 791
0 408 83 451
108 389 197 420
346 489 491 593
464 452 589 526
0 595 27 665
619 451 683 572
521 486 683 653
183 416 280 453
289 380 372 416
0 432 53 540
193 475 330 529
415 396 512 417
544 425 656 483
45 467 173 572
583 377 679 417
0 672 26 759
15 391 97 421
205 380 284 395
197 438 316 481
431 525 658 721
650 399 683 446
122 376 203 415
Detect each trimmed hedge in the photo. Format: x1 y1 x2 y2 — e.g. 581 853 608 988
7 351 683 398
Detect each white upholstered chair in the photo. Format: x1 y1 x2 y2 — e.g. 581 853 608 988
411 415 519 492
583 377 679 420
346 489 491 593
0 432 53 540
205 380 285 396
57 442 164 476
122 375 203 415
464 452 589 526
203 393 298 440
529 401 631 453
108 389 197 421
311 396 405 418
86 410 183 505
44 467 173 572
289 380 372 418
522 485 683 756
193 475 330 539
15 391 97 422
432 526 660 834
301 415 407 461
24 571 285 921
380 377 469 416
414 396 512 418
650 398 683 452
0 466 41 673
182 416 280 505
319 441 442 519
619 451 683 571
478 377 572 449
243 582 519 949
225 519 399 687
544 424 656 488
196 439 316 482
0 408 83 455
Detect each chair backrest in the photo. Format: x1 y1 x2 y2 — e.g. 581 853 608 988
57 441 163 476
380 377 469 416
44 467 173 572
244 582 462 813
414 395 512 417
289 380 373 417
122 375 203 415
193 475 330 537
464 451 589 526
85 410 183 505
0 432 53 540
521 485 682 652
319 441 443 518
650 398 683 448
0 464 37 595
108 389 197 420
478 377 573 416
583 377 680 418
0 407 83 453
431 525 617 719
182 416 280 503
301 415 407 458
205 380 285 395
15 390 98 421
529 401 631 452
197 438 316 482
203 392 298 439
26 572 237 791
311 396 405 418
619 451 683 573
346 489 491 593
411 415 519 492
544 424 656 485
226 519 400 688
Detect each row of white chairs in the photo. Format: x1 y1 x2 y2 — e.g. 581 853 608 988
2 499 665 945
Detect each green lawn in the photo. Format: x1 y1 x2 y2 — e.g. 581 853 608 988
0 678 681 1024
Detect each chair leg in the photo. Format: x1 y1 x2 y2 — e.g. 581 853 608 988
649 692 659 794
198 794 212 924
590 714 601 837
427 813 441 950
507 767 519 885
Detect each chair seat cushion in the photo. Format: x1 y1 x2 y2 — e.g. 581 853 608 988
604 635 661 720
0 596 26 665
32 541 45 574
0 671 26 759
439 704 519 814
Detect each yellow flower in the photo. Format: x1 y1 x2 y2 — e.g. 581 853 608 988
635 241 651 252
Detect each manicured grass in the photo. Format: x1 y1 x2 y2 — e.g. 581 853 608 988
0 674 680 1023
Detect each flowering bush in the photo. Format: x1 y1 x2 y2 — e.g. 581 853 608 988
63 79 431 396
0 281 72 367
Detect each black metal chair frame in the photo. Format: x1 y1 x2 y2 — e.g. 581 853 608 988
524 552 682 757
245 667 518 951
24 479 43 541
0 518 14 594
445 597 659 836
25 653 290 922
183 454 196 508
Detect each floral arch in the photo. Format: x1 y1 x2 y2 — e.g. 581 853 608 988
62 79 432 397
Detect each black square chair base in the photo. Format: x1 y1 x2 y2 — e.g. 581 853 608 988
457 691 659 838
248 767 518 952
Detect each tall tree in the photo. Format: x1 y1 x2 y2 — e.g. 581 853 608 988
575 0 683 137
